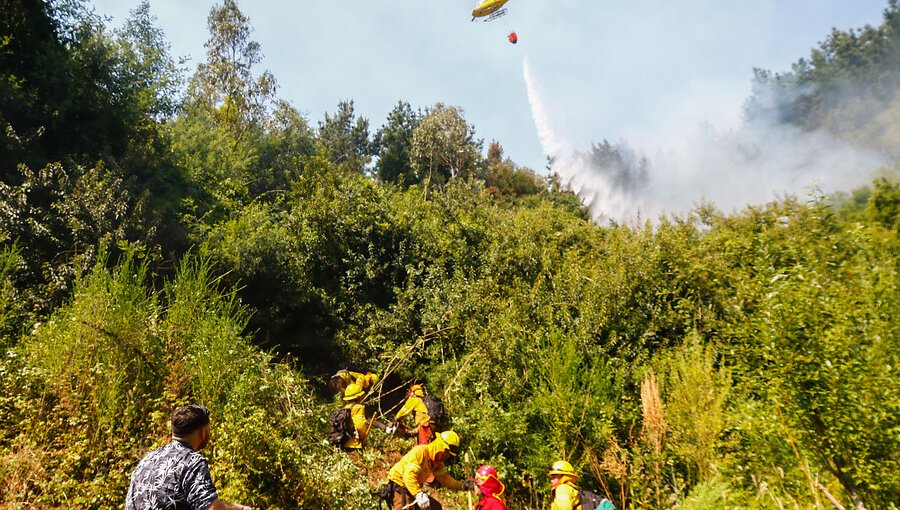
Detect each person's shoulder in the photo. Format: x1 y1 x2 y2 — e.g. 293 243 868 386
183 447 209 467
166 440 209 467
133 441 203 477
562 483 580 496
410 444 430 457
138 440 177 463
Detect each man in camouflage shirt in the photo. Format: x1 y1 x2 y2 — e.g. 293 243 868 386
125 405 252 510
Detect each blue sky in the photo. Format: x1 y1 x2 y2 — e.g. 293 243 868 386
90 0 890 174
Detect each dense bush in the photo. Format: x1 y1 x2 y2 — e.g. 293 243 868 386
0 1 897 509
0 254 371 508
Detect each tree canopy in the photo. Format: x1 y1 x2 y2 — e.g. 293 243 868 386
0 1 897 509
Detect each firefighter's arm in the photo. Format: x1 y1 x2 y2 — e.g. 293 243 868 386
403 460 424 494
433 467 463 491
351 405 368 440
414 408 431 428
394 398 415 421
361 372 379 387
346 371 365 386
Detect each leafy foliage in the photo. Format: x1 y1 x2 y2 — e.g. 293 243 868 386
747 1 900 154
0 1 898 509
410 103 482 190
374 101 421 186
317 100 374 174
0 254 371 508
0 243 25 341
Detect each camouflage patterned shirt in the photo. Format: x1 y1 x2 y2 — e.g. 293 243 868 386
125 440 219 510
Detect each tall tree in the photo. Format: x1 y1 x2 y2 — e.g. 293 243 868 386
256 99 316 197
745 0 900 153
113 0 183 121
480 140 545 196
0 0 137 178
588 139 649 194
0 0 187 313
187 0 275 135
317 99 373 174
173 0 280 215
373 101 421 186
409 103 481 190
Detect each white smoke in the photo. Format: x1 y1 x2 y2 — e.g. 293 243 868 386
523 57 890 224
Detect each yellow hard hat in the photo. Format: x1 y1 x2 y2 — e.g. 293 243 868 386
437 430 460 455
409 384 426 397
343 383 365 401
548 460 577 477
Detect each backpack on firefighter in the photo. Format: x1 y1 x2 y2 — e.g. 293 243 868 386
327 407 353 446
421 395 446 429
579 489 616 510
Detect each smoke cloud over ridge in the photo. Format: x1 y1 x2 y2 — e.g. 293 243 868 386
523 57 890 224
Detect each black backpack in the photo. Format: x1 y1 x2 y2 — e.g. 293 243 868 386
579 489 615 510
421 395 445 427
328 407 353 446
375 481 397 510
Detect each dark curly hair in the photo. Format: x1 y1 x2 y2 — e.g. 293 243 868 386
171 404 210 436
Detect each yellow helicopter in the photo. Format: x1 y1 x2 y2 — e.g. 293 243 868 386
472 0 518 43
472 0 510 22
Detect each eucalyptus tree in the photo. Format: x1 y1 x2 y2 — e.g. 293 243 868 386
174 0 280 214
410 103 482 191
187 0 275 135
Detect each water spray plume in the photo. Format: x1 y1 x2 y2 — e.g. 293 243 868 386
524 56 652 223
523 57 889 225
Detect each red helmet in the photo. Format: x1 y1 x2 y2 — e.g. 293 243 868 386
476 465 498 479
475 465 505 497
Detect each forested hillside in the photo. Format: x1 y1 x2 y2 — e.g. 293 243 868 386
0 1 897 509
747 0 900 156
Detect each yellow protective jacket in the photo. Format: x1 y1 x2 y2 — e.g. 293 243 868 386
550 480 580 510
342 402 368 449
388 440 463 494
394 395 430 430
336 371 379 391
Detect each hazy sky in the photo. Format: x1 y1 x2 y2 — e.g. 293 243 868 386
89 0 889 173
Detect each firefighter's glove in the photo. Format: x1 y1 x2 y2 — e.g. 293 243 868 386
415 491 430 509
461 480 475 491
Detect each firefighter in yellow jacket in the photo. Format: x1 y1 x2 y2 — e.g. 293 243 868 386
548 460 581 510
341 383 369 450
392 384 434 445
386 430 474 509
330 369 380 393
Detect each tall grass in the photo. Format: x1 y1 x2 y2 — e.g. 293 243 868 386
24 252 163 445
0 243 25 343
661 334 731 482
0 254 372 508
